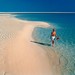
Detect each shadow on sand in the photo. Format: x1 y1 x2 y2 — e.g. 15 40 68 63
31 41 51 46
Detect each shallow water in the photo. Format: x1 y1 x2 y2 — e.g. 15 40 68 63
15 13 75 75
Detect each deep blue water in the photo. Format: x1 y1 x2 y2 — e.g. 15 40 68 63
0 0 75 12
15 13 75 75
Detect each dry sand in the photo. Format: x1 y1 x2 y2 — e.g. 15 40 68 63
0 14 61 75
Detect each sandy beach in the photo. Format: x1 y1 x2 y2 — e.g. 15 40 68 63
0 14 61 75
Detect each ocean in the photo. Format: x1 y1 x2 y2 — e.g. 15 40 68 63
15 13 75 75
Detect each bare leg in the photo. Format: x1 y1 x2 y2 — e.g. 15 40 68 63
52 40 54 47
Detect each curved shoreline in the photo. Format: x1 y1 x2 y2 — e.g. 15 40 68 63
0 14 61 75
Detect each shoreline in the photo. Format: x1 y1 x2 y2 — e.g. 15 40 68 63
0 14 61 75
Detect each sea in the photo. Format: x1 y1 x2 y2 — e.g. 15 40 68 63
14 13 75 75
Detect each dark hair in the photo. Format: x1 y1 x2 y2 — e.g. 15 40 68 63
53 29 55 31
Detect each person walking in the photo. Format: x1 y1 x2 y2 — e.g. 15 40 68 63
51 29 56 47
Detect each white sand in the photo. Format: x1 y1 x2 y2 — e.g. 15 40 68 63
0 14 61 75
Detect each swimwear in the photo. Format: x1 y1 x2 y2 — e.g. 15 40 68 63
51 36 55 40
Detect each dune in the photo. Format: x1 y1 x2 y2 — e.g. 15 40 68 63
0 14 61 75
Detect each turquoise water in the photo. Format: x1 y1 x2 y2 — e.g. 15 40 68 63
15 13 75 75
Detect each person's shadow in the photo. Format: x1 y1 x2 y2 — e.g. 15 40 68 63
31 41 51 46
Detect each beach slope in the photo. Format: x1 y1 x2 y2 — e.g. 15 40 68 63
0 14 60 75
